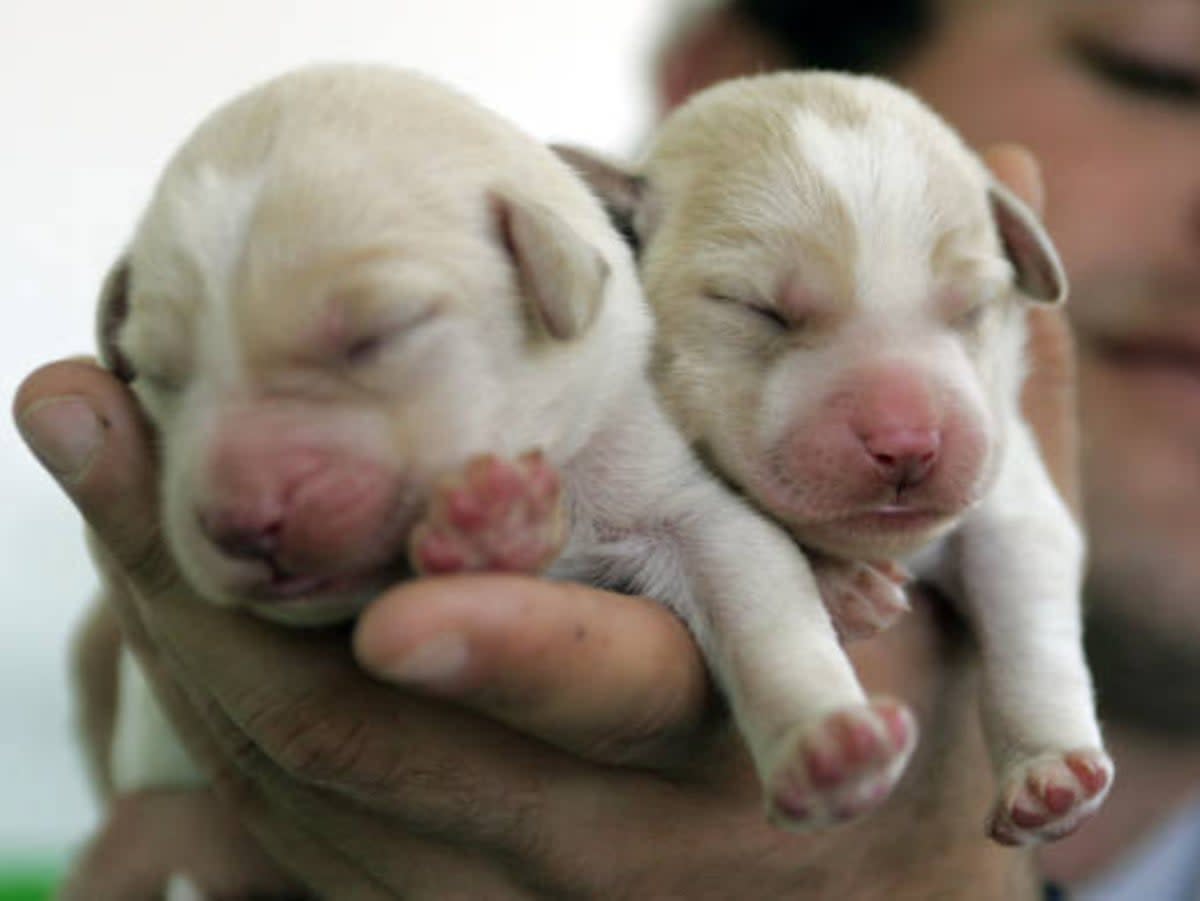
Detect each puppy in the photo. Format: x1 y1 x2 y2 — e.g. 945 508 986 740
87 64 921 896
559 71 1113 845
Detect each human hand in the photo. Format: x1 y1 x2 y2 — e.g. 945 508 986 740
18 145 1068 900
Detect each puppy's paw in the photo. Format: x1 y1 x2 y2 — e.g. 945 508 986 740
988 749 1114 846
410 451 565 575
766 698 917 830
812 557 911 642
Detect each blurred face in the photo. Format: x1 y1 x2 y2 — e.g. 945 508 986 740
896 0 1200 731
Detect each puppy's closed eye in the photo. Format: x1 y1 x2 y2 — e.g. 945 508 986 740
342 330 395 367
950 298 988 333
704 291 791 332
335 305 442 369
940 281 1004 334
744 303 791 332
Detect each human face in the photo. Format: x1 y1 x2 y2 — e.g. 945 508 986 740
897 0 1200 729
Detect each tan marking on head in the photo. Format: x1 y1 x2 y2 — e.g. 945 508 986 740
643 76 884 326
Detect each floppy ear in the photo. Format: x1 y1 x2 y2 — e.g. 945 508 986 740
493 193 609 341
96 256 137 381
551 144 657 253
989 180 1068 304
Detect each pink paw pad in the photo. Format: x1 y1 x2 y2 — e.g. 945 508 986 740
813 557 911 642
768 698 918 830
988 749 1114 846
409 451 565 575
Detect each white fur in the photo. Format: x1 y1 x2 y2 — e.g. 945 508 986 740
789 109 939 316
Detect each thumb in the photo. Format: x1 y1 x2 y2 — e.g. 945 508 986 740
13 358 180 595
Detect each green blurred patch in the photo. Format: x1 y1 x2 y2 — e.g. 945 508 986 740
0 866 60 901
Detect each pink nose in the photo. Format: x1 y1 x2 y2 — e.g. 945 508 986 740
198 509 283 563
860 428 941 488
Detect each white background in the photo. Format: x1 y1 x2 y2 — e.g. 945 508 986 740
1 0 669 862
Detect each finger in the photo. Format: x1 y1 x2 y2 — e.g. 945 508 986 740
354 574 714 766
1021 306 1082 517
13 359 182 599
982 143 1044 214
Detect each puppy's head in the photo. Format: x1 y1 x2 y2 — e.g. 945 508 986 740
97 65 647 624
562 72 1066 559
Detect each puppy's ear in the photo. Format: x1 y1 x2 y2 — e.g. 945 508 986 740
989 181 1068 305
96 256 137 382
493 193 609 341
551 144 658 253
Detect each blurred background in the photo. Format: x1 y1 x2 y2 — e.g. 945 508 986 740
1 0 667 879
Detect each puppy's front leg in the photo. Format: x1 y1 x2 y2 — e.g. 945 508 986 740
671 484 917 829
952 423 1112 844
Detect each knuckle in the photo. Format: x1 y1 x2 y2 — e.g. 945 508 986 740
241 692 374 788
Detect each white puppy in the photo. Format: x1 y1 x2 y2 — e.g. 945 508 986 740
89 64 923 895
559 71 1113 845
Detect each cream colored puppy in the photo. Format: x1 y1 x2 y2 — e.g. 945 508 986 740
89 64 921 896
560 71 1113 845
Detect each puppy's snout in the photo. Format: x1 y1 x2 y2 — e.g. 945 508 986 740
846 366 942 490
859 427 941 489
198 508 283 563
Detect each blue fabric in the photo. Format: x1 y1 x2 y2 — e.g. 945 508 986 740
1075 797 1200 901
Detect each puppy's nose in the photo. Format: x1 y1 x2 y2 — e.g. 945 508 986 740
198 509 282 562
860 428 940 489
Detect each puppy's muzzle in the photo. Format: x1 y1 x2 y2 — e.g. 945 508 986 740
198 508 283 565
858 426 941 492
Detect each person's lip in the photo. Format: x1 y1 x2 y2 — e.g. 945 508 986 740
1087 333 1200 393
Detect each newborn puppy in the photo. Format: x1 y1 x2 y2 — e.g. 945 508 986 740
559 71 1113 845
88 64 917 896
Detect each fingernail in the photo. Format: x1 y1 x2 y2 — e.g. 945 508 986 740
382 633 469 688
17 396 103 484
